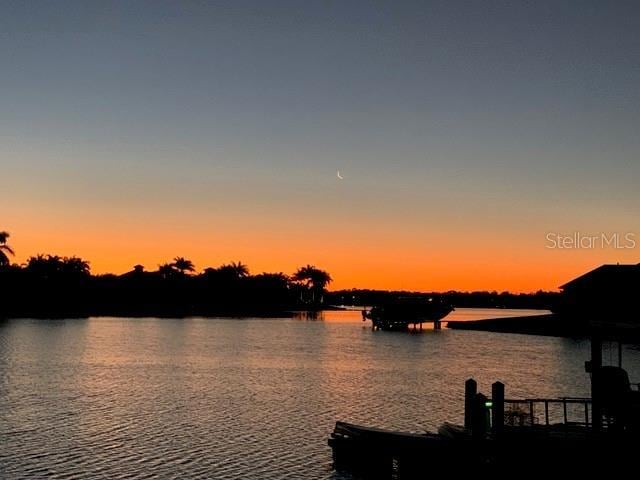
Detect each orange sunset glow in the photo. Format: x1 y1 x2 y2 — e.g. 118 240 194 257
5 202 637 292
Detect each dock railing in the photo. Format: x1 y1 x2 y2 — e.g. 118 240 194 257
503 397 593 427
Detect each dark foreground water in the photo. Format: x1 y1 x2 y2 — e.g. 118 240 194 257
2 309 640 479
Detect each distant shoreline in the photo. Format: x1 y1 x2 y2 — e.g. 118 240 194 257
1 305 546 321
4 308 614 342
0 306 328 321
446 313 602 339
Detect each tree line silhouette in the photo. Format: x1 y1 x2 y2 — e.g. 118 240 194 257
327 289 558 311
0 231 332 318
0 230 558 318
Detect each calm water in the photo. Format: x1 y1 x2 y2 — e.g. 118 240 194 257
2 309 640 479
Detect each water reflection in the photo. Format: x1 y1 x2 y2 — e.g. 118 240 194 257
293 310 326 321
1 312 639 479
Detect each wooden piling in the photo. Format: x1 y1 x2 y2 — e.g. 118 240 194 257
491 381 504 434
590 334 602 431
464 378 477 429
618 341 623 368
472 393 489 439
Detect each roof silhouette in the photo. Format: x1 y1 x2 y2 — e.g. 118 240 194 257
560 264 640 290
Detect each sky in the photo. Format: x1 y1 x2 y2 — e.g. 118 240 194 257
2 0 639 292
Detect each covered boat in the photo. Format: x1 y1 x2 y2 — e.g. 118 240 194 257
363 298 453 331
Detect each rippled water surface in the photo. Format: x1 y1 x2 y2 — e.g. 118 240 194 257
2 309 640 479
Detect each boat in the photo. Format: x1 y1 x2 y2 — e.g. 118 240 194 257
363 298 454 331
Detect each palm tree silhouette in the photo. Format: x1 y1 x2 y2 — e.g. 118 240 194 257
172 257 195 275
158 262 178 278
61 256 90 276
25 254 90 278
222 261 249 279
0 231 14 267
26 254 61 276
292 265 332 304
201 261 249 284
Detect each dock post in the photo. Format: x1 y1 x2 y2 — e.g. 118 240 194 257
472 393 489 439
618 341 623 368
464 378 477 430
591 334 602 431
491 381 504 435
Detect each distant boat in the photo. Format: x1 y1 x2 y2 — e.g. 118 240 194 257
363 298 454 331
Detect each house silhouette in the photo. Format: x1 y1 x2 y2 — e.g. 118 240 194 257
557 264 640 319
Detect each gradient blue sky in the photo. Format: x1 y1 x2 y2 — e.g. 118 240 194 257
2 1 639 290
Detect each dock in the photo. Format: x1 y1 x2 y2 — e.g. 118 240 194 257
329 330 640 477
369 317 444 332
362 300 452 331
329 380 638 476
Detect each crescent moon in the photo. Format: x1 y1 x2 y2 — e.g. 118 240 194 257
337 170 344 180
